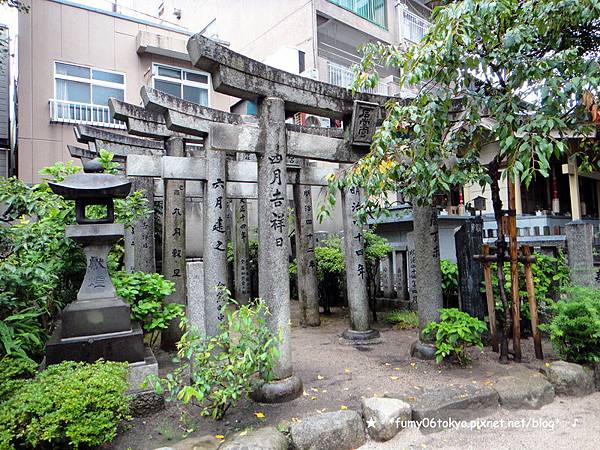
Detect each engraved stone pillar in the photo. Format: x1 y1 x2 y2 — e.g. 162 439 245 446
293 177 320 327
380 253 394 298
233 198 251 305
124 225 135 273
252 97 302 403
340 186 380 344
133 177 156 273
413 204 443 330
203 147 228 336
161 137 187 350
455 217 485 320
565 221 596 287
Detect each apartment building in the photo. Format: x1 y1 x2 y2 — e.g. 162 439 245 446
16 0 233 184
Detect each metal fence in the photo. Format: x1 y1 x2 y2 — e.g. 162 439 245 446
402 9 429 42
49 99 126 129
326 61 390 95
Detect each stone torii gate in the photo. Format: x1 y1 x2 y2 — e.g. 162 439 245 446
132 33 392 402
72 124 162 275
126 89 337 333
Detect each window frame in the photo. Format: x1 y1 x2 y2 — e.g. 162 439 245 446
53 61 126 107
152 63 211 107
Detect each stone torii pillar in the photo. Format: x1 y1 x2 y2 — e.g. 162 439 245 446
73 125 161 274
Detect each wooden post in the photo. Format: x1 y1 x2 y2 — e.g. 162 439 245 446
522 245 543 360
563 159 581 221
482 245 499 352
508 179 522 362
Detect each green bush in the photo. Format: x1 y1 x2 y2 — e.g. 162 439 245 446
0 158 150 361
384 310 418 329
112 271 182 346
0 360 129 449
423 308 487 366
0 357 38 403
540 287 600 364
487 252 570 321
440 259 458 300
147 287 279 420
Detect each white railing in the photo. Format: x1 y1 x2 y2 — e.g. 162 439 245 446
402 10 429 42
327 61 389 95
49 99 126 129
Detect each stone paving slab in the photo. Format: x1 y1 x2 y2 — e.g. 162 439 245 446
492 373 554 409
387 383 499 423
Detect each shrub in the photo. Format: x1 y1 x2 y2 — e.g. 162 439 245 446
384 310 418 329
540 287 600 364
147 288 279 420
112 271 182 346
423 308 487 366
440 259 458 300
0 357 38 403
0 360 129 449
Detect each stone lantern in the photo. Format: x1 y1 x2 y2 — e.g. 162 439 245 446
45 160 146 365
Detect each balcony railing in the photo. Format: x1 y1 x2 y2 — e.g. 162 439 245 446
328 0 387 28
402 9 429 42
49 99 126 129
327 61 390 95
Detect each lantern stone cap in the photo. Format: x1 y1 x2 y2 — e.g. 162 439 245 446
49 173 131 200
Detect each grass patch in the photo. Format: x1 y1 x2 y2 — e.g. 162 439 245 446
384 310 419 329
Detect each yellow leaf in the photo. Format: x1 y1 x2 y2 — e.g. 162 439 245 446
390 376 399 381
317 375 324 380
344 368 351 374
340 405 348 410
394 367 400 371
215 435 225 440
384 363 391 366
311 396 317 401
311 387 319 392
254 412 265 419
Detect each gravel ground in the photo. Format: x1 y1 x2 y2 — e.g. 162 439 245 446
360 393 600 450
109 302 592 450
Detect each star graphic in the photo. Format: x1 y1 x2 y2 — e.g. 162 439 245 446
366 417 377 429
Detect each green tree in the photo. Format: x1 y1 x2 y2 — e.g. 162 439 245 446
326 0 600 360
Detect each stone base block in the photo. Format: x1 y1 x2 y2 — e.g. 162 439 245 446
339 329 382 345
61 297 131 338
45 321 145 365
251 374 303 403
410 340 437 360
290 410 366 450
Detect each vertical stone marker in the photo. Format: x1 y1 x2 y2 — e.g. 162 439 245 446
162 137 187 350
340 186 381 344
293 166 320 327
133 176 156 273
203 147 228 336
410 204 443 360
233 198 251 304
380 253 394 298
565 221 596 287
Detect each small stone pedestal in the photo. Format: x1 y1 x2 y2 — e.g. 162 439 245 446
339 329 382 346
250 374 303 404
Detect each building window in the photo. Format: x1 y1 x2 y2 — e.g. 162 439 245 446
50 62 126 128
153 64 210 106
328 0 387 29
402 9 429 42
